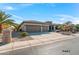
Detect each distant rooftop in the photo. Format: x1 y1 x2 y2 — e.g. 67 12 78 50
23 20 52 25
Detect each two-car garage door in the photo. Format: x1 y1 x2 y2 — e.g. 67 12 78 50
25 25 41 32
25 25 49 32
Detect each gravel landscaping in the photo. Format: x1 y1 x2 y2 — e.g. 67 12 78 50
12 32 33 42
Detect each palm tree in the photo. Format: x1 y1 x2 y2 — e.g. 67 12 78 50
11 23 19 31
0 10 14 33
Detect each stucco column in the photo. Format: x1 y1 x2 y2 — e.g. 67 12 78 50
54 25 56 32
51 26 52 31
23 25 27 32
41 25 43 32
48 26 50 32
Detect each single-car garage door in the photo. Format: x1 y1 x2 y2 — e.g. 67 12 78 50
42 26 49 32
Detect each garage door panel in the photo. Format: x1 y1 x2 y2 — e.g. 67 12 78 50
26 25 41 32
42 26 48 32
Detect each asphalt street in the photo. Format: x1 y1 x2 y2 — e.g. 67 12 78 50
1 36 79 55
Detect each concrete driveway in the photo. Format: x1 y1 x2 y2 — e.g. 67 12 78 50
30 32 72 42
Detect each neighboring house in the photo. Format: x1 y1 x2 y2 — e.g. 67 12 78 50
18 20 56 32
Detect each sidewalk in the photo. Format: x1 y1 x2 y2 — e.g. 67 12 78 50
0 32 79 53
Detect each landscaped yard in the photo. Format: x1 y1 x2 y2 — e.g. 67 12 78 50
0 32 33 46
12 32 33 42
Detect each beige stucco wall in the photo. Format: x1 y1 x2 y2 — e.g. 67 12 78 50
19 23 49 32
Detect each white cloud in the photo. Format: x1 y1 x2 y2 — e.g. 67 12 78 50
73 20 79 24
3 6 14 10
52 14 79 24
60 18 65 21
20 3 33 6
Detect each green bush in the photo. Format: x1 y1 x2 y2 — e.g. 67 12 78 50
19 32 29 38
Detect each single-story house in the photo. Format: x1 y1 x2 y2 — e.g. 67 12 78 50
18 20 56 32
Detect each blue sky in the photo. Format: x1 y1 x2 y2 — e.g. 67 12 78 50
0 3 79 24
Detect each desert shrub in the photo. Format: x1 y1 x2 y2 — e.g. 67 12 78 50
19 32 29 38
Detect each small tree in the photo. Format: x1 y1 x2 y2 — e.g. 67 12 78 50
57 24 64 31
19 32 29 38
75 24 79 31
63 21 73 32
58 21 75 32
